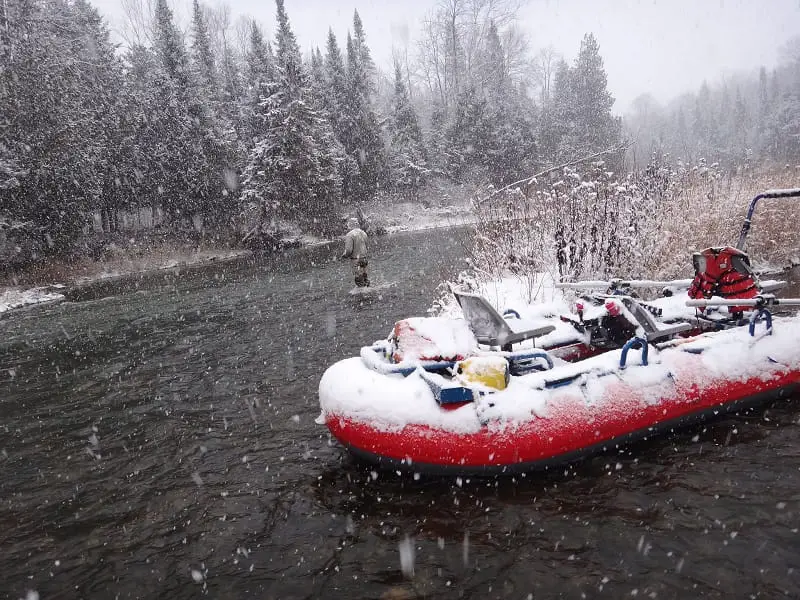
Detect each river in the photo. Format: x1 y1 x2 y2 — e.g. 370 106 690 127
1 228 799 599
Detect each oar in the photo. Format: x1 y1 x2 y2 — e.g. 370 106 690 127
686 296 800 308
556 278 694 290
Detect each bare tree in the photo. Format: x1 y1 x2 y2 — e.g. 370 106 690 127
119 0 156 47
532 45 559 106
415 0 526 110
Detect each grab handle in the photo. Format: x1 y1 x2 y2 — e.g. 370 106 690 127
620 337 649 369
748 308 773 337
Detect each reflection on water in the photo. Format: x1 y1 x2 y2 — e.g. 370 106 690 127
1 236 798 599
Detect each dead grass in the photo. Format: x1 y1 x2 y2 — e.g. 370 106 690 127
649 166 800 278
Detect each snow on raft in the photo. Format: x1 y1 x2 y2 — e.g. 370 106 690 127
318 318 800 474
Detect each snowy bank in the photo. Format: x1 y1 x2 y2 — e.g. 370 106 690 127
0 249 252 317
0 286 66 315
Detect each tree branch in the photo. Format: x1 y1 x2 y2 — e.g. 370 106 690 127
483 142 630 201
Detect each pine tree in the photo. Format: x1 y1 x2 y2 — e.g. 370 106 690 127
240 0 342 234
323 29 348 140
387 60 428 195
191 0 217 97
242 22 275 149
540 58 573 159
342 15 386 201
152 0 233 227
309 46 325 97
479 22 536 185
0 0 123 258
567 33 621 157
153 0 190 90
445 85 491 179
425 100 449 176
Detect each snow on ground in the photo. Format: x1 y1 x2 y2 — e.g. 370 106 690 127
0 286 65 315
356 199 475 234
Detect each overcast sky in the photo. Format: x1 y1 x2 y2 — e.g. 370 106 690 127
94 0 800 112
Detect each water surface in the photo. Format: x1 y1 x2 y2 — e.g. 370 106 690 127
1 231 798 599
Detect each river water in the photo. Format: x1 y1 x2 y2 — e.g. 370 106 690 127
1 228 799 599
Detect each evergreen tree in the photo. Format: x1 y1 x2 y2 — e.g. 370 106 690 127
242 22 275 149
321 31 358 198
540 58 573 159
343 16 386 201
445 85 491 179
153 0 190 90
425 100 449 176
567 33 621 157
1 0 122 257
480 22 536 185
309 46 325 97
387 60 428 195
152 0 233 227
191 0 218 97
240 0 342 234
323 29 348 141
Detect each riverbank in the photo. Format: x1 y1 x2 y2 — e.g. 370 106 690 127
0 248 255 316
0 199 474 315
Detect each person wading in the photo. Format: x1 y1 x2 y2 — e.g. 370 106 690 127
341 218 369 287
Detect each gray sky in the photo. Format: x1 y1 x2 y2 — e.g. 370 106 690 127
94 0 800 111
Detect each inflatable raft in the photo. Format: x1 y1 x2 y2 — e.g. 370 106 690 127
318 314 800 474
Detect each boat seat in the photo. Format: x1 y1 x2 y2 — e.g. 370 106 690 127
452 289 555 351
620 297 693 342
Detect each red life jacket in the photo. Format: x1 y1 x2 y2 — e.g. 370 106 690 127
687 246 759 312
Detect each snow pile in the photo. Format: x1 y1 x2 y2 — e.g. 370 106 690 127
0 286 64 314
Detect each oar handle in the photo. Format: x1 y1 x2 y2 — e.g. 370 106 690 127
686 296 800 308
556 279 693 290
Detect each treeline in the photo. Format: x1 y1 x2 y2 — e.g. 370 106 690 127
10 0 794 269
625 37 800 168
0 0 627 266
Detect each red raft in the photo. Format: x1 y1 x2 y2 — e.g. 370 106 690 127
318 316 800 475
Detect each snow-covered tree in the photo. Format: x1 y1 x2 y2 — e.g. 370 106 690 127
549 33 621 162
0 0 122 256
240 0 342 234
342 12 386 202
150 0 234 227
387 60 428 195
191 0 217 95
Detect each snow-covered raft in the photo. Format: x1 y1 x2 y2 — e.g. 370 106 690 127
318 317 800 475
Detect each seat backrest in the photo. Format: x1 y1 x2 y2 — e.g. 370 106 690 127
620 296 693 341
452 291 510 344
620 297 660 335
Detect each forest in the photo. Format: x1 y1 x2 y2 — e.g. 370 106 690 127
1 0 799 276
